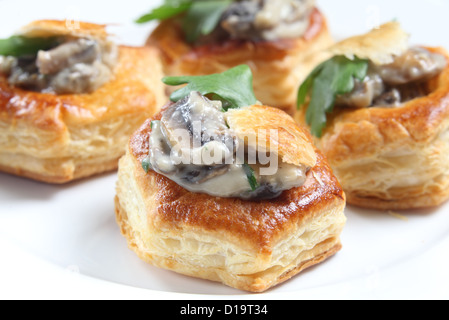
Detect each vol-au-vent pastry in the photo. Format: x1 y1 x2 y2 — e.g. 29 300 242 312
295 22 449 210
140 0 333 114
0 20 166 183
115 65 346 292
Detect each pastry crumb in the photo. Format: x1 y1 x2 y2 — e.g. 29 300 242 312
387 211 409 222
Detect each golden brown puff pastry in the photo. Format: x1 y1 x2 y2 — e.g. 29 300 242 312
0 20 166 184
295 22 449 210
147 8 333 115
115 105 346 293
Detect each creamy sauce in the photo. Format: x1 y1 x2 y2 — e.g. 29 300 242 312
244 162 308 199
220 0 315 41
148 92 309 200
337 47 447 108
0 37 118 94
374 47 447 85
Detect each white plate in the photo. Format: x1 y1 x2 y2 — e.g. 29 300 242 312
1 0 449 300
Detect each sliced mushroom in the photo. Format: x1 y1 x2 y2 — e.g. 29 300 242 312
150 92 237 184
372 88 401 107
336 47 447 109
36 39 99 75
161 91 236 161
374 47 447 85
336 74 384 108
0 56 17 75
2 36 117 94
221 0 316 41
148 92 309 200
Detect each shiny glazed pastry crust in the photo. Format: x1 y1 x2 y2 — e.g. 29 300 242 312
0 21 166 183
295 23 449 209
147 8 333 114
115 110 346 293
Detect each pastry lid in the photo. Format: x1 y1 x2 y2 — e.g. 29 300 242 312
329 22 410 65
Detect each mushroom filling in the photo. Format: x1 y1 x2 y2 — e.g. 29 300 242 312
146 91 308 200
218 0 316 42
336 47 447 108
0 37 118 94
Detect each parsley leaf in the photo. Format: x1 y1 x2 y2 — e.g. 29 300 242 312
183 0 232 43
136 0 232 43
0 36 59 57
297 56 369 137
162 64 257 110
135 0 192 23
242 163 259 191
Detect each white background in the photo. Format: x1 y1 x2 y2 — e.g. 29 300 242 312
0 0 449 300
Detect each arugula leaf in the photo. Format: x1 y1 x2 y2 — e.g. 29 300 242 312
297 56 369 137
183 0 232 43
162 64 257 110
0 36 59 57
242 163 259 191
135 0 192 23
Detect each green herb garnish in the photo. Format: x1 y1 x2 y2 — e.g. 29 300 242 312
242 163 259 192
136 0 192 23
150 120 158 130
163 64 257 110
297 56 369 137
142 156 152 173
182 0 232 43
136 0 232 43
0 36 59 57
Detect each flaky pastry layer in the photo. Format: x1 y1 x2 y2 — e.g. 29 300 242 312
295 47 449 210
0 46 166 183
114 118 346 292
